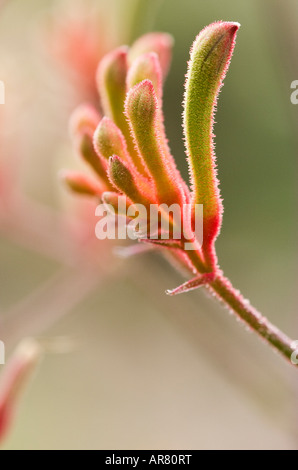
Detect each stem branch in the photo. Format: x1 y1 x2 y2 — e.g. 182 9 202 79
208 274 296 364
186 249 297 365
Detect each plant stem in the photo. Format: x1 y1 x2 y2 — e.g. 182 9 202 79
209 274 297 365
186 249 297 366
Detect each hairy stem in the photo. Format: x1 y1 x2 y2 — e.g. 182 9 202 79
186 250 297 365
209 275 296 364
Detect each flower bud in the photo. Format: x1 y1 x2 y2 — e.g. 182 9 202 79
125 80 183 206
127 52 162 98
96 47 128 132
108 156 152 206
129 33 174 81
93 117 131 164
60 170 104 197
183 21 240 264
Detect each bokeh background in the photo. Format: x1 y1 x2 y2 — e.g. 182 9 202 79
0 0 297 450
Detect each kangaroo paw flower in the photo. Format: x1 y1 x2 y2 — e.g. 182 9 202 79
108 155 153 207
64 23 298 365
60 170 104 197
93 116 132 164
127 52 162 99
183 21 240 268
125 80 184 206
96 46 128 129
129 32 174 81
69 105 113 190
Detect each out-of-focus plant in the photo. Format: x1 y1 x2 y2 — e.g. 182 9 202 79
0 2 125 443
64 21 297 365
0 0 130 344
1 0 179 446
0 339 42 443
0 336 76 443
46 2 114 103
1 1 164 406
46 0 164 103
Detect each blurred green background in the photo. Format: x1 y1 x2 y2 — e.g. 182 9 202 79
0 0 297 449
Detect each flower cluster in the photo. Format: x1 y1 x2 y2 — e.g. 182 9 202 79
63 23 239 295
